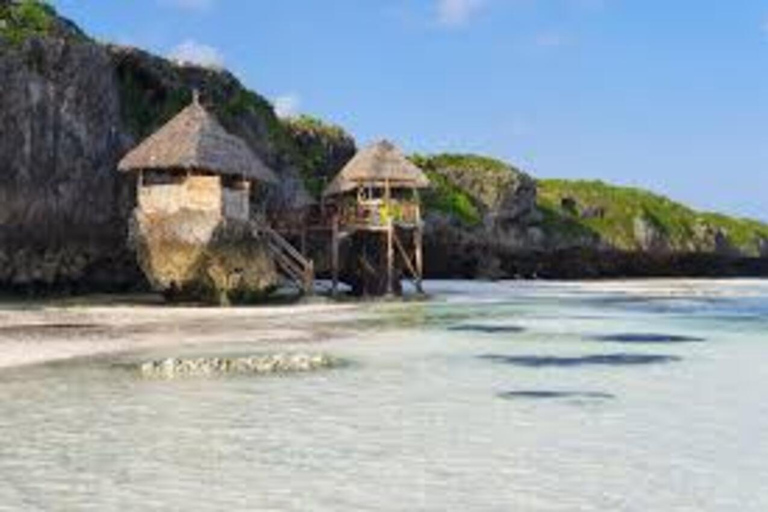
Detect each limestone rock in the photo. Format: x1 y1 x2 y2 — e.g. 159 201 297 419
130 211 278 304
633 216 670 253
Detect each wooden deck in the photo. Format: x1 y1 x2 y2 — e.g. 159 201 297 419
265 197 424 297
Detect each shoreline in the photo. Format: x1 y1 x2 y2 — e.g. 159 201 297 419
1 278 767 371
0 299 363 371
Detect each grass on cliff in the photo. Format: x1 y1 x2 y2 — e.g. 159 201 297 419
282 115 355 198
411 154 484 226
0 0 53 45
283 115 349 141
538 179 768 254
416 153 525 210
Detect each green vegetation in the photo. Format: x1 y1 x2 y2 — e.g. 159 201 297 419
414 153 525 211
411 155 484 226
698 212 768 251
418 153 515 177
410 151 768 255
423 170 483 226
116 71 190 139
0 0 53 45
283 115 349 141
219 87 296 161
538 179 768 254
282 115 356 198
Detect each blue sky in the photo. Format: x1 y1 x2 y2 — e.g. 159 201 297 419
51 0 768 220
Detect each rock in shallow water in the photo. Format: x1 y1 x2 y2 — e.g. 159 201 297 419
139 353 338 379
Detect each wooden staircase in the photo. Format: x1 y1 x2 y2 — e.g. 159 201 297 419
253 222 315 295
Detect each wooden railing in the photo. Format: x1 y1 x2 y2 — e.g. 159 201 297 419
337 200 421 228
253 221 315 295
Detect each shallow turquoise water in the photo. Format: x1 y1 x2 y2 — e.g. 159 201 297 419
1 280 767 511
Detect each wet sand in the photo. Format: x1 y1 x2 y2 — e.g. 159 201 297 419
0 297 363 369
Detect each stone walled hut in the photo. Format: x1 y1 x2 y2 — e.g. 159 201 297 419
118 92 277 221
117 93 281 304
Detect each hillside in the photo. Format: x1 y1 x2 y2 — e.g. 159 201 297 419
538 180 768 257
415 154 768 278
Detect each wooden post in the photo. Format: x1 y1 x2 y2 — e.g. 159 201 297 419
386 218 394 297
415 224 424 295
306 259 315 297
331 214 339 297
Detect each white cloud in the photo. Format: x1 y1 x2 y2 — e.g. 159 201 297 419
168 40 225 69
273 94 302 118
436 0 486 27
160 0 215 12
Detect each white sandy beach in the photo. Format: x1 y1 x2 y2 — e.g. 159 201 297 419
0 298 364 370
3 279 768 370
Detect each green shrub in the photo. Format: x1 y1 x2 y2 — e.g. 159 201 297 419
420 170 482 226
0 0 53 45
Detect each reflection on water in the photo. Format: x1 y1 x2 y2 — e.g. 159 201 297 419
1 280 768 511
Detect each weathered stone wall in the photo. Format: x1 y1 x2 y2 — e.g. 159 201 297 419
138 176 221 216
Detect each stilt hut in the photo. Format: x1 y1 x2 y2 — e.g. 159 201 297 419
322 140 430 296
117 92 287 304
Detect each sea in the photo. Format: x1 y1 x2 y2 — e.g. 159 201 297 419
0 279 767 511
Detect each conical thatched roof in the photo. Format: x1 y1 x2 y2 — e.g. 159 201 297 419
118 95 278 183
323 140 430 197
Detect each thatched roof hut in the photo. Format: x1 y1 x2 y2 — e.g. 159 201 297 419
323 140 429 197
118 94 278 183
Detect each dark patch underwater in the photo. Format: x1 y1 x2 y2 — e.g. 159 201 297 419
590 333 705 344
498 390 616 401
480 353 682 368
450 324 526 334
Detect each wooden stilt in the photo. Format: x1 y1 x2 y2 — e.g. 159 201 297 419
415 225 424 294
331 215 339 296
300 225 308 257
386 219 394 296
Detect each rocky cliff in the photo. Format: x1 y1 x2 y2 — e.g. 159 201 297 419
415 154 768 279
0 5 138 291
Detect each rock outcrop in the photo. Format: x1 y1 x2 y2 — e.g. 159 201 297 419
417 156 768 279
131 212 278 304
